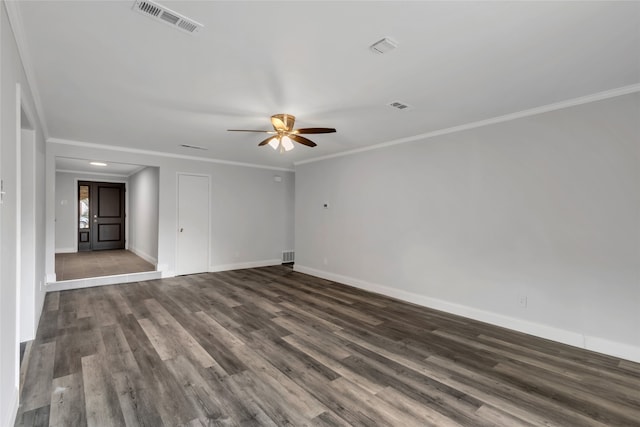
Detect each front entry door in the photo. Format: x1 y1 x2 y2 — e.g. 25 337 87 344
78 181 125 251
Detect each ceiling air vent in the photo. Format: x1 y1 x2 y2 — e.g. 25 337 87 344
370 37 398 54
389 101 411 111
133 0 203 34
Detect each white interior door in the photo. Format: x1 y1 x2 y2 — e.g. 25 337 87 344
177 174 209 275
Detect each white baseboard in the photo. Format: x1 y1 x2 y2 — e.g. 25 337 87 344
294 265 640 364
128 246 157 266
210 259 281 273
55 247 76 254
585 336 640 364
161 270 175 278
3 386 18 427
46 270 162 292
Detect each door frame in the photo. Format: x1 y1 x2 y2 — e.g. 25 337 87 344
175 172 211 275
74 177 129 252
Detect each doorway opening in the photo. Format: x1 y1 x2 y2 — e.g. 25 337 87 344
54 158 159 282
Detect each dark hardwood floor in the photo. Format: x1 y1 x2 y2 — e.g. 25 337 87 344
16 266 640 426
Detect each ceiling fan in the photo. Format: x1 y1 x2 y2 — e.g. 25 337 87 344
228 114 336 152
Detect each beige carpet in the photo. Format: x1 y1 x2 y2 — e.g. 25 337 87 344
55 249 155 281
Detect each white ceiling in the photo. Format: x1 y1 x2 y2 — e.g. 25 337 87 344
56 157 146 176
13 1 640 169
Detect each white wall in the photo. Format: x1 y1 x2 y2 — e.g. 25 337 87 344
0 1 47 425
54 171 129 253
47 143 295 279
295 93 640 362
129 166 159 265
20 128 35 342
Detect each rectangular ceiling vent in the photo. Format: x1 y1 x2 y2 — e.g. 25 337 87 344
388 101 411 111
133 0 203 34
370 37 398 54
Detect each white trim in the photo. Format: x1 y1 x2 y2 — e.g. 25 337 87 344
4 1 50 138
295 84 640 166
128 246 158 266
46 270 162 292
160 270 175 279
56 169 129 178
584 336 640 364
294 264 640 364
55 247 76 254
3 386 19 427
20 126 37 341
46 273 57 283
126 165 147 177
210 259 282 273
48 137 295 172
155 264 174 278
15 85 22 388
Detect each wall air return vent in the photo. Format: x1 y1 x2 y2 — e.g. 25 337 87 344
282 251 295 263
133 0 203 34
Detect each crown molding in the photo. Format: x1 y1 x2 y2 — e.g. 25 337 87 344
47 137 295 172
4 0 50 138
295 84 640 166
127 165 148 177
55 169 130 178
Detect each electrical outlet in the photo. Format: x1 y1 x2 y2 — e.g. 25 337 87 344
323 257 328 266
519 295 528 308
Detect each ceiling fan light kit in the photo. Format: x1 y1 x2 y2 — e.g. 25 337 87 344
268 135 295 153
228 113 336 153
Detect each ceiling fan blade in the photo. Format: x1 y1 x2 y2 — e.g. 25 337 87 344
294 127 337 134
258 136 277 146
289 134 317 147
228 129 274 133
271 116 287 131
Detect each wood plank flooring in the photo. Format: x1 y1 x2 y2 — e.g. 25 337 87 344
16 266 640 426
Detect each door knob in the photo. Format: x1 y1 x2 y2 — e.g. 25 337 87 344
180 228 184 232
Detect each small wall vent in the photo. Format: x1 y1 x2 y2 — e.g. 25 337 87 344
133 0 203 34
388 101 411 110
282 251 295 264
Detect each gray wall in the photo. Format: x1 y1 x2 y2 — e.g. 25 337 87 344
47 144 295 279
295 93 640 362
54 171 129 253
129 166 159 264
0 2 47 425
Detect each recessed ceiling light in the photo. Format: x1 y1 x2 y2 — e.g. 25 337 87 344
90 162 107 167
